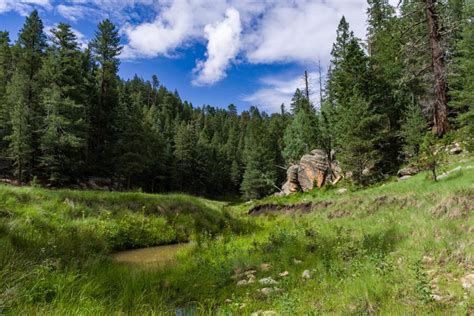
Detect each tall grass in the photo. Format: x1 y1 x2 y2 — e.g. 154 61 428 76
1 157 473 315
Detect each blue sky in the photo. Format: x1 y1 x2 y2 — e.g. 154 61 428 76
0 0 396 112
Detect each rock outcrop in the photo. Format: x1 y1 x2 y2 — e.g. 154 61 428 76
278 149 342 196
397 165 419 178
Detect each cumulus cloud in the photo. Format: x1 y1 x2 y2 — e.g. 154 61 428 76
246 1 367 64
0 0 405 103
243 71 322 113
121 0 194 58
192 7 241 86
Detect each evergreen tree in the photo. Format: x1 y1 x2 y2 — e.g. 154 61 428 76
399 102 427 162
0 32 12 154
5 75 32 182
449 0 474 149
367 0 406 172
173 122 197 192
116 94 149 189
39 23 88 183
283 87 319 164
5 10 46 180
241 107 277 200
335 92 387 185
40 86 87 184
89 19 122 174
283 107 318 163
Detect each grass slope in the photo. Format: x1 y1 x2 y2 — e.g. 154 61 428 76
1 157 473 315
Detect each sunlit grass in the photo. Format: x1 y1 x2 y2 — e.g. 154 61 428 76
1 156 473 315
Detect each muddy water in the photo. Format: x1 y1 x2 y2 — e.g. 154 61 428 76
113 243 189 266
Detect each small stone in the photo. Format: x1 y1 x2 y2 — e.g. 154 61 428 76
431 294 443 302
449 144 462 155
398 175 412 181
302 269 311 279
260 263 272 271
336 188 348 194
260 287 274 296
422 256 434 264
293 258 302 265
247 275 256 284
245 270 257 276
239 303 246 310
225 299 232 303
259 277 278 285
262 311 278 316
460 274 474 290
279 271 289 277
237 280 248 286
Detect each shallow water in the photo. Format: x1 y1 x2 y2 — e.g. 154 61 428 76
113 243 189 266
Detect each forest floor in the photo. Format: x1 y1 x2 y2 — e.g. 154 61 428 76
1 154 473 315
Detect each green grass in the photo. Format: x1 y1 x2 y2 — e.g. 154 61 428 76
1 157 473 315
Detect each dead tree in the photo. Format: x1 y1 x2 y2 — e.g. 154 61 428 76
304 70 310 101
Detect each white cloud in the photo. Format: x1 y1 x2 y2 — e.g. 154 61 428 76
192 7 241 86
0 0 405 99
246 1 367 64
122 0 194 58
56 4 99 22
0 0 52 15
243 71 322 113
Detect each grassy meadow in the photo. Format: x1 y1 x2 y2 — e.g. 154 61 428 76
0 157 473 315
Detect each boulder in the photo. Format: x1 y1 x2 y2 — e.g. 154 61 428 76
298 150 329 191
397 166 419 177
280 149 343 195
449 143 462 155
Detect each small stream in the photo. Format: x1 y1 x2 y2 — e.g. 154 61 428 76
112 243 189 266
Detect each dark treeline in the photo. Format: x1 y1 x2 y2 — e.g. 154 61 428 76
0 0 472 199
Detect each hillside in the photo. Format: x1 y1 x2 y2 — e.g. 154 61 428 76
1 157 472 315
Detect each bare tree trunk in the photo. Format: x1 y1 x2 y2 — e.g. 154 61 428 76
425 0 449 136
304 70 310 101
318 59 323 107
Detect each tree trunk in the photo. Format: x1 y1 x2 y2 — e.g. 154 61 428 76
425 0 449 136
304 70 310 101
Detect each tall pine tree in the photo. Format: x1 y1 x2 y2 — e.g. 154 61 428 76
89 19 122 175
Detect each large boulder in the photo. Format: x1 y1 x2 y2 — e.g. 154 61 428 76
279 149 343 195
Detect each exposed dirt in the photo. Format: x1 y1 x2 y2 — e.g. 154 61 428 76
327 209 352 219
248 202 314 216
431 189 474 219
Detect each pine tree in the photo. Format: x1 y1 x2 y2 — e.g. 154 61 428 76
5 10 46 180
40 87 87 184
5 76 32 182
241 107 277 200
39 23 88 183
116 94 149 189
367 0 407 172
283 87 319 164
89 19 122 174
335 92 387 184
399 102 427 162
0 31 12 154
449 0 474 149
326 16 354 105
173 122 197 192
283 108 318 163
